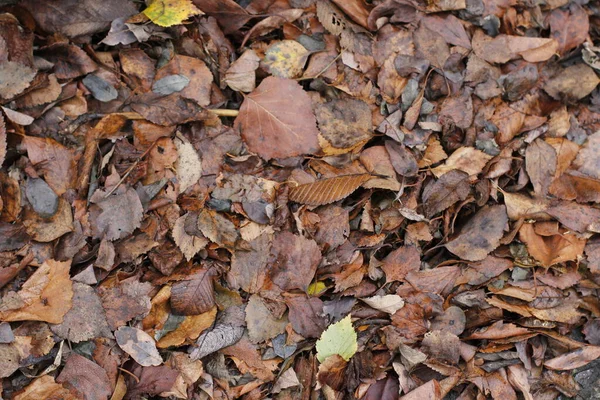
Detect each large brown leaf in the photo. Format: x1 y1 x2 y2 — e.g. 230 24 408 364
268 231 321 292
549 3 589 55
170 268 216 316
234 77 320 160
526 139 557 197
422 170 470 218
445 205 508 261
0 259 73 324
22 136 77 195
289 174 372 206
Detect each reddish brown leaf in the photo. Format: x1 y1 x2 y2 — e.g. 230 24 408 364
381 246 421 282
289 174 372 206
235 77 320 160
545 346 600 370
56 354 112 400
549 3 589 55
422 170 470 218
170 268 216 316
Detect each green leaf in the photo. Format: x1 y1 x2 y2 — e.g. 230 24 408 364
316 314 357 362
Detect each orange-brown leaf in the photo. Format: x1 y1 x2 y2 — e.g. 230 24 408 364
289 174 371 206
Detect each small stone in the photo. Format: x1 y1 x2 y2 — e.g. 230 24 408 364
26 178 59 218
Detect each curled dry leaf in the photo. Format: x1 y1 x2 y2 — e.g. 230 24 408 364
289 174 372 206
115 326 163 367
234 77 320 160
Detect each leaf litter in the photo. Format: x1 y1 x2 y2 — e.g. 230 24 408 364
1 0 600 399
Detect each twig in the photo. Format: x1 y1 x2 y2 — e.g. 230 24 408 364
103 140 158 198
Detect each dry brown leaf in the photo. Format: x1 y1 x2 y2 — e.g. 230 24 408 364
519 223 586 267
13 375 78 400
431 147 492 178
0 259 73 324
381 246 421 282
225 49 260 93
549 3 589 56
157 306 217 348
526 139 557 197
544 64 600 102
170 268 216 316
22 136 77 195
235 76 320 160
245 294 288 343
445 205 508 262
268 231 321 292
153 55 212 106
422 170 470 217
172 214 208 261
545 346 600 370
197 209 239 248
289 174 372 206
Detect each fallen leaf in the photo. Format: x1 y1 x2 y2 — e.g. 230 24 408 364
170 267 216 315
545 346 600 370
153 55 213 106
315 99 373 155
431 147 492 178
422 170 470 217
0 259 73 324
268 231 321 291
549 3 589 55
23 136 77 195
445 205 508 261
56 353 112 400
89 188 144 241
172 214 208 261
225 49 260 93
381 246 421 282
143 0 203 27
21 0 137 38
289 174 372 206
285 294 327 339
263 40 310 79
245 294 288 343
526 139 557 197
157 306 217 348
544 64 600 102
174 135 202 193
316 314 357 362
13 375 77 400
152 74 190 95
234 77 320 160
115 326 163 367
361 295 404 314
50 282 112 343
519 222 586 267
197 209 239 248
189 305 245 360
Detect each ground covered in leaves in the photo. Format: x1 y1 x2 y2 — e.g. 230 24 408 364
2 0 600 399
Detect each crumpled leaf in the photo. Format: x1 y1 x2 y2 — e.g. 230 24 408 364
143 0 203 27
115 326 163 367
431 147 492 178
316 314 357 362
234 76 320 160
0 259 73 324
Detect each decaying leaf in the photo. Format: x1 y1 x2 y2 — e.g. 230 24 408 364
143 0 203 27
361 295 404 314
289 174 372 206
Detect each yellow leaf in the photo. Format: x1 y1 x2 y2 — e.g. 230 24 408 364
307 281 327 296
143 0 203 27
316 314 357 362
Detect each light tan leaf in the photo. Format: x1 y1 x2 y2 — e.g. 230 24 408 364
545 346 600 370
361 295 404 314
174 135 202 193
289 174 372 206
0 259 74 324
431 147 492 178
172 214 208 260
115 326 162 367
0 113 5 167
